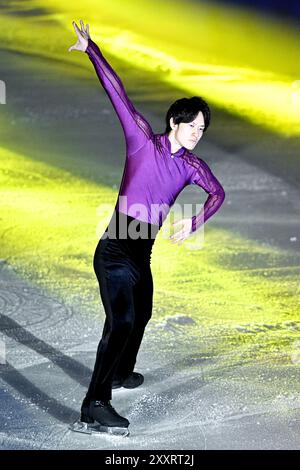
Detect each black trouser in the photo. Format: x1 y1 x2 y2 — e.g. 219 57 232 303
83 210 159 403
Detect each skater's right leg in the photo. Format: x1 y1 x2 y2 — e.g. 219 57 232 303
80 237 139 429
112 262 153 384
86 262 138 400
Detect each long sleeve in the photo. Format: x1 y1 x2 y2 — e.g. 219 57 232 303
189 157 225 233
85 38 153 155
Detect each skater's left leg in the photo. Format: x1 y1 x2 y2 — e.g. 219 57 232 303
113 263 153 383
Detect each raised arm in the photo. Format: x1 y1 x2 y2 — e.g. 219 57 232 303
69 20 153 155
190 157 225 233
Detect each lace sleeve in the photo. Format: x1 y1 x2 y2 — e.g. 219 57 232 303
85 38 153 155
189 156 225 232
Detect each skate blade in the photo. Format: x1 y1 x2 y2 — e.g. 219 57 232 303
69 419 130 437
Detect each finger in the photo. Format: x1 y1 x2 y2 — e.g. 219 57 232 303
171 235 181 243
73 21 81 36
80 19 84 31
177 234 186 244
86 23 90 36
170 232 179 240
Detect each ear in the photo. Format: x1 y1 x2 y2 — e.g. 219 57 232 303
170 117 177 130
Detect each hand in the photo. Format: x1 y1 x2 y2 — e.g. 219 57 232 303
169 218 192 245
68 20 90 53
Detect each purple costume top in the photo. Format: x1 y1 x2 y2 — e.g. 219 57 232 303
85 38 225 232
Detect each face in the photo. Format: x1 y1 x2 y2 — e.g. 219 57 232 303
170 111 205 150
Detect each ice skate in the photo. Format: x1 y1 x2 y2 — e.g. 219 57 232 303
112 372 144 389
69 400 130 437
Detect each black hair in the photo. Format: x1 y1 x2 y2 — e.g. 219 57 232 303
164 96 210 134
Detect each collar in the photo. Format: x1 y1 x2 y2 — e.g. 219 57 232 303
159 133 186 158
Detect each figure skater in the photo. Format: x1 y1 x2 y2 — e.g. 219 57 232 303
68 20 225 436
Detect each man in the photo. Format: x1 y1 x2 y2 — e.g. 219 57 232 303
68 20 225 436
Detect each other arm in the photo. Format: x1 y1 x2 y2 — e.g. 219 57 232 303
69 20 153 155
190 157 225 232
170 157 225 245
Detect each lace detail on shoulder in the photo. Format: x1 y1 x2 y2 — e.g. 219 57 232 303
153 134 165 154
179 151 205 171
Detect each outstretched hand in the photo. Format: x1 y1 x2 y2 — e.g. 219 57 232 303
169 218 193 245
68 20 90 53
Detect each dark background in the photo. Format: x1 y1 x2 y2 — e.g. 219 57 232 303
214 0 300 20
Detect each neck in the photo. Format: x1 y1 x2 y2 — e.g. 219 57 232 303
167 131 182 154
